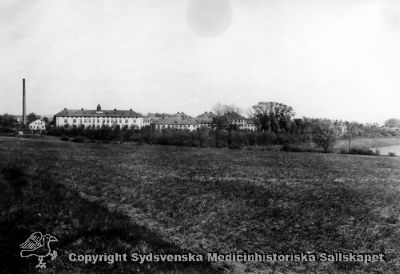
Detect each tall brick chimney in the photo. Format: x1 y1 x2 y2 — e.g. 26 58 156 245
22 78 26 125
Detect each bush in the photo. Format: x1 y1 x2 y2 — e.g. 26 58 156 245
348 147 380 156
282 144 303 152
71 136 84 143
228 131 246 149
60 135 70 141
193 128 214 147
389 152 397 157
48 125 353 149
312 124 340 152
0 128 16 134
215 130 229 148
258 131 277 145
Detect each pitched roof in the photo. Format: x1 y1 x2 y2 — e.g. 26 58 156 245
146 113 174 118
143 117 161 123
29 119 46 124
222 112 246 121
55 108 142 117
153 113 196 125
196 112 215 123
170 112 192 119
154 118 197 125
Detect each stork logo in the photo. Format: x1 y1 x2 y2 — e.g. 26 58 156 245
20 232 58 269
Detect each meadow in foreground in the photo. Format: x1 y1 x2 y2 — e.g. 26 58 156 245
1 136 400 273
0 143 220 274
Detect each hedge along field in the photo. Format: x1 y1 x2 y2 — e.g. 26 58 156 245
1 137 400 273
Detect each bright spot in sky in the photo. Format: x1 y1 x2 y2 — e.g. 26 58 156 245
187 0 232 37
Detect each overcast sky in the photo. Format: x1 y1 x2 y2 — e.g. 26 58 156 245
1 0 399 123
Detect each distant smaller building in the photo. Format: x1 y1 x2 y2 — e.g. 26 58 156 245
196 112 215 128
14 115 23 123
143 116 161 127
150 112 257 131
29 119 46 131
223 113 257 131
153 112 197 131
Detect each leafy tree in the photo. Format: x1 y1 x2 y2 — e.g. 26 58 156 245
0 114 18 128
288 117 314 142
27 112 41 123
312 120 341 152
384 118 400 128
211 103 241 130
212 115 229 130
251 102 295 133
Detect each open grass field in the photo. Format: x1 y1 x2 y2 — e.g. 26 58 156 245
1 136 400 273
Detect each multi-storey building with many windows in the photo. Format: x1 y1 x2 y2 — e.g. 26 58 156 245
55 104 143 129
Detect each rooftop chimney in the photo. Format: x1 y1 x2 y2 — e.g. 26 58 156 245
22 79 26 125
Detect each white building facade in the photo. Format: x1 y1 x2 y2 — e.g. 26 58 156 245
55 105 143 129
29 119 46 131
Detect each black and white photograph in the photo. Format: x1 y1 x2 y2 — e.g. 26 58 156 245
1 0 399 273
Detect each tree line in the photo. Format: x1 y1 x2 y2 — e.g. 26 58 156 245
0 112 46 129
1 102 399 152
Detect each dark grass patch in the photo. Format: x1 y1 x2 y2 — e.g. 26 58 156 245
71 135 85 143
343 147 381 156
130 177 376 252
281 143 323 153
60 135 70 141
0 157 222 274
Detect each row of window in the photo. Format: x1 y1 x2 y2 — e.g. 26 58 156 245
61 116 139 119
155 124 255 128
156 124 195 129
64 118 137 124
63 124 139 129
240 124 256 128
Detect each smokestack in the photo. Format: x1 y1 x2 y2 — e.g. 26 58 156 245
22 78 26 125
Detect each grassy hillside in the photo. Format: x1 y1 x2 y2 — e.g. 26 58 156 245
1 137 400 273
